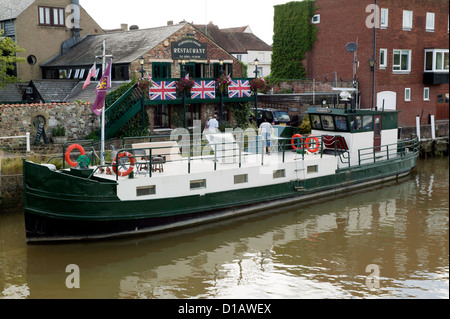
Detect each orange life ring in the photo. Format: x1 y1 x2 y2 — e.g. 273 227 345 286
291 134 303 150
305 136 320 153
65 144 85 167
112 152 135 177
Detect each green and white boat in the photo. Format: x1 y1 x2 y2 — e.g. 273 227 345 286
23 107 419 243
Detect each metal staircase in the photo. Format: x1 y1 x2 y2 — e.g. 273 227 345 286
105 83 145 139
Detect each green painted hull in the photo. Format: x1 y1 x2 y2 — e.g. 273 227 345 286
23 151 418 243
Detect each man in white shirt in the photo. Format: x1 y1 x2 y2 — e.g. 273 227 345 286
259 118 274 155
208 115 219 133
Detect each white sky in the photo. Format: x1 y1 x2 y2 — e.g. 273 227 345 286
79 0 295 45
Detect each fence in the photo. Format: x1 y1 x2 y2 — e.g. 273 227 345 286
0 133 31 199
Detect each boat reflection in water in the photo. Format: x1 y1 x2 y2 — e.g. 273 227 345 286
22 158 448 299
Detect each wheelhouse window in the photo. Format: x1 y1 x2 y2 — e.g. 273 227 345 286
321 115 335 130
393 50 411 72
310 114 322 129
39 7 65 27
334 116 348 131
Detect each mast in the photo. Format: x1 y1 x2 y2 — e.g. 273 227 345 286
96 39 113 166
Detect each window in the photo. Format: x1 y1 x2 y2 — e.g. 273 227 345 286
380 8 389 28
393 50 411 72
136 186 156 196
273 169 286 179
405 88 411 101
310 115 322 129
424 49 449 72
39 6 64 27
335 116 348 131
307 165 318 174
234 174 248 184
186 104 201 127
312 14 320 24
379 49 387 69
152 63 171 78
424 88 430 101
190 179 206 190
402 10 413 30
321 115 335 130
154 105 170 128
426 13 435 31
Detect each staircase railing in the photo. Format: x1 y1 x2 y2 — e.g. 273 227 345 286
105 83 144 139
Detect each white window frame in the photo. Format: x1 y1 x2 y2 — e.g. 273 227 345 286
379 49 387 69
405 88 411 102
312 14 320 24
380 8 389 28
403 10 413 30
426 12 435 32
424 88 430 101
424 49 449 72
393 49 411 73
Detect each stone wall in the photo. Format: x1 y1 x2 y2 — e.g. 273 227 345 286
0 102 100 149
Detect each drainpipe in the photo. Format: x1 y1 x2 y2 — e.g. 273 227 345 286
372 0 377 109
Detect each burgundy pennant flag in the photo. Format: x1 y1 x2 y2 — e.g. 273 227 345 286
92 60 112 116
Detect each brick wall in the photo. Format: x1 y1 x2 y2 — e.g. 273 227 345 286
129 24 243 79
15 0 105 81
0 102 99 149
306 0 449 127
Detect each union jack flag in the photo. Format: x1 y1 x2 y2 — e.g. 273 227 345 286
228 79 251 98
150 81 177 100
191 80 216 99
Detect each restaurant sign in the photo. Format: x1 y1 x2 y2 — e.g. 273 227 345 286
172 38 207 60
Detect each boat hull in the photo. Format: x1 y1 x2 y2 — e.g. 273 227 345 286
23 154 418 243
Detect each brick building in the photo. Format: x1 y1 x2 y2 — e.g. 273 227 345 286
0 0 104 81
304 0 449 127
42 22 246 133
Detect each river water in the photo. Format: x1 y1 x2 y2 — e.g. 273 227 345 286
0 157 448 299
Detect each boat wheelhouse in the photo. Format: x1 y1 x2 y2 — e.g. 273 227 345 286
23 107 419 243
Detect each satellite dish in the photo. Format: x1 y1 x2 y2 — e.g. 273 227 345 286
345 42 358 53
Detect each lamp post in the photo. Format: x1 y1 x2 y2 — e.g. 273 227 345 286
139 56 145 131
253 58 259 154
181 59 187 129
219 58 224 121
253 58 259 125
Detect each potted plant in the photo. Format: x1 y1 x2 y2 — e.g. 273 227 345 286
52 125 67 144
137 77 152 94
216 74 231 94
250 77 267 93
176 76 194 97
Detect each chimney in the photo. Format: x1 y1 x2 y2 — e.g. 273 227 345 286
167 21 174 26
121 24 128 31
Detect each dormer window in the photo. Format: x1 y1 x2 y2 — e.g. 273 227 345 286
39 6 65 27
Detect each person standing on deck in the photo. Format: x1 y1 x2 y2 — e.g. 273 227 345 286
259 118 274 155
208 115 219 133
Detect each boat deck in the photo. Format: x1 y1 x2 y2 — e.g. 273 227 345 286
92 150 330 182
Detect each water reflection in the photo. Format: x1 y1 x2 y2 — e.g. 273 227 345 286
0 158 448 299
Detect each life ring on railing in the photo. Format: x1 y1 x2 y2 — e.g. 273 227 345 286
65 144 85 167
112 152 135 177
291 134 303 150
305 136 320 154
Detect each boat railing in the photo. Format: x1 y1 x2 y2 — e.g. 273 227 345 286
357 135 419 166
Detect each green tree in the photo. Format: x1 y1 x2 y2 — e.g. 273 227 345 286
0 30 25 88
271 1 318 79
